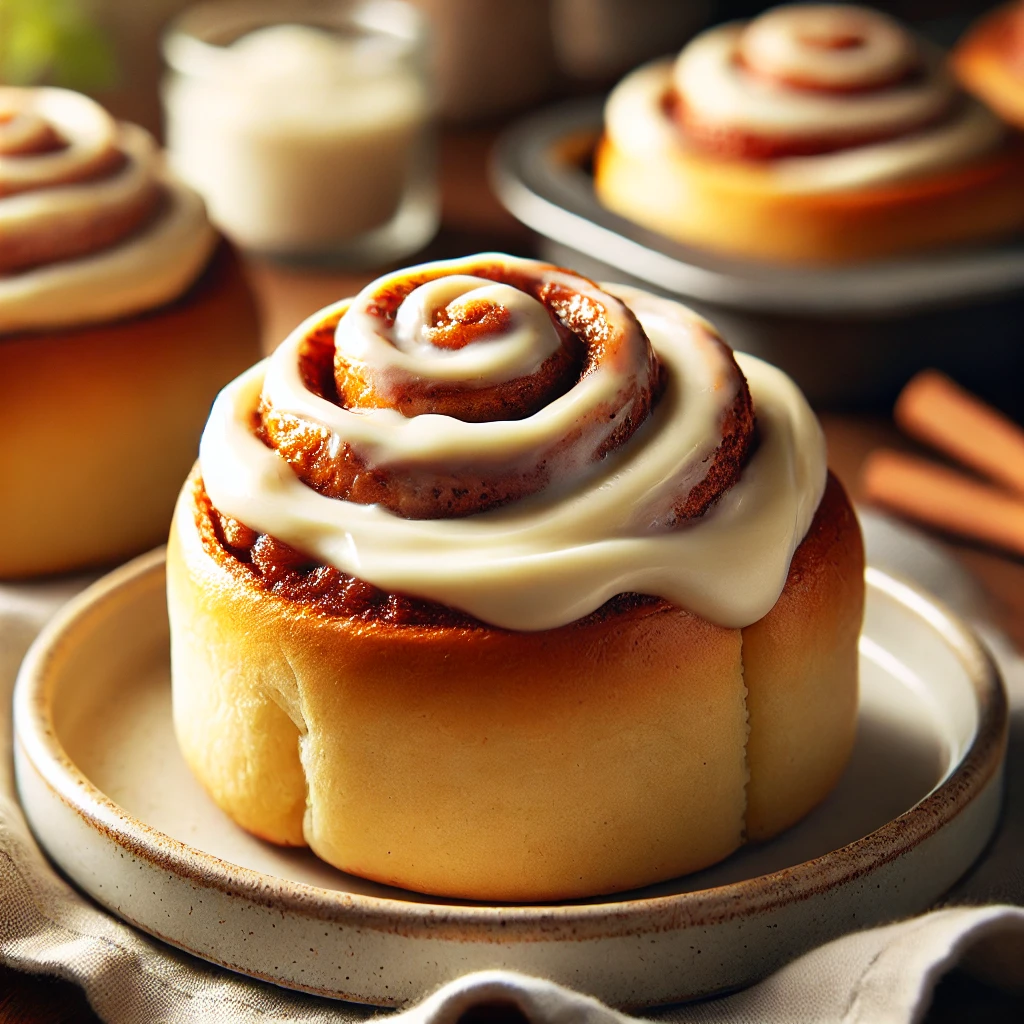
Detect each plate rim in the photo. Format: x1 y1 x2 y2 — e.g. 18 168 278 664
489 97 1024 317
13 548 1008 943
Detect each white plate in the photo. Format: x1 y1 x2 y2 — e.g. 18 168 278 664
13 551 1007 1008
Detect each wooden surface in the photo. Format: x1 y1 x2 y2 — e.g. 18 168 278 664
4 126 1023 1022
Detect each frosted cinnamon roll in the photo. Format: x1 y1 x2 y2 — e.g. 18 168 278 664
168 254 864 901
595 3 1024 263
955 3 1024 131
0 88 260 578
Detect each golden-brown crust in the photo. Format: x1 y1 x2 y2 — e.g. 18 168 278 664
594 132 1024 264
743 472 864 840
954 2 1024 130
0 241 261 578
168 465 864 900
169 472 749 899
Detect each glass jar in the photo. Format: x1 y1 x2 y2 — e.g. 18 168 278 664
162 0 438 266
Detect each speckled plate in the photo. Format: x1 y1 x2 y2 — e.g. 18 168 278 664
13 549 1007 1009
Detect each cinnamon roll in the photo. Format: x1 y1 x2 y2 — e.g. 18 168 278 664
954 2 1024 131
595 3 1024 263
168 254 864 901
0 88 261 578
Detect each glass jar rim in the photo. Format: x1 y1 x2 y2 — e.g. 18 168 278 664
162 0 427 80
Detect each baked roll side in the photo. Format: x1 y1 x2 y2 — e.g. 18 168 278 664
0 242 260 578
168 491 308 846
595 132 1024 265
742 472 864 842
169 469 749 900
954 3 1024 130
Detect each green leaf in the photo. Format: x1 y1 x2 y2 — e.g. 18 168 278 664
0 0 118 89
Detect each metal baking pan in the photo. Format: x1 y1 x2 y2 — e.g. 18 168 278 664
491 100 1024 410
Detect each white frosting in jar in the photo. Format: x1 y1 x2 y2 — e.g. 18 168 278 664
164 22 432 253
0 87 216 334
199 278 827 632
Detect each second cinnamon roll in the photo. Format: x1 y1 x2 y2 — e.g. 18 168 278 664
595 3 1024 263
0 87 261 578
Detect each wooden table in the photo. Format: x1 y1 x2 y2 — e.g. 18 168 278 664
5 126 1023 1023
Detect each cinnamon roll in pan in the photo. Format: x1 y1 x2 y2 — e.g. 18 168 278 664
168 255 863 901
0 88 261 578
595 4 1024 264
954 2 1024 131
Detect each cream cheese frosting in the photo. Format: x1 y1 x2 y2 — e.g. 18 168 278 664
740 5 918 90
0 87 216 334
673 23 954 140
199 269 827 632
339 276 564 387
604 4 1005 193
264 256 657 481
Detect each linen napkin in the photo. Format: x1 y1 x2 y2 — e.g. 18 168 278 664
1 512 1023 1023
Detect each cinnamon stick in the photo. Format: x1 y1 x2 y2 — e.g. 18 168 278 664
861 449 1024 558
895 370 1024 497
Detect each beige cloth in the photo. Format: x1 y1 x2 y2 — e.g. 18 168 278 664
1 511 1023 1022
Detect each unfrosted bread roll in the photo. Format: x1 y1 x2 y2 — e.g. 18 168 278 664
954 3 1024 130
0 88 261 578
168 254 864 901
595 4 1024 264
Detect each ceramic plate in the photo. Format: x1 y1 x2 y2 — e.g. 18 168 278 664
13 550 1007 1008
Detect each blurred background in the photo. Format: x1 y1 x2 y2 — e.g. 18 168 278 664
3 6 1024 1017
0 0 1009 132
3 0 1022 414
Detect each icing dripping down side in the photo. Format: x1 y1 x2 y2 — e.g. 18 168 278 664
200 282 827 631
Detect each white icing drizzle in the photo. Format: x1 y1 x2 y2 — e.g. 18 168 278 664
673 23 954 140
771 101 1004 192
2 123 157 257
200 276 827 632
340 275 562 387
0 87 216 334
739 6 919 93
605 66 1002 195
264 254 656 483
0 87 118 192
0 180 216 334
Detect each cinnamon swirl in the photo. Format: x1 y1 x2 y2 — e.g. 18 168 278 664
0 88 261 578
955 3 1024 131
168 254 863 900
595 3 1024 263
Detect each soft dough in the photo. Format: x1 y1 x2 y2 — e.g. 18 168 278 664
0 243 260 577
167 468 863 902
